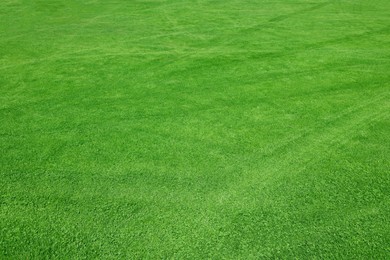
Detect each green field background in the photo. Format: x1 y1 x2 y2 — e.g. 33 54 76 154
1 0 389 258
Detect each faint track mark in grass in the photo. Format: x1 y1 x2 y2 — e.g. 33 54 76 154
268 2 330 23
212 93 389 208
207 1 331 47
0 24 388 73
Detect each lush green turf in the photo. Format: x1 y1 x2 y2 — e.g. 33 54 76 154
1 0 390 258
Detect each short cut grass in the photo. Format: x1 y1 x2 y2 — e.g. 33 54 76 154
1 0 389 258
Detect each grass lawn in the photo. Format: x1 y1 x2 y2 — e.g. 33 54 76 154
1 0 389 258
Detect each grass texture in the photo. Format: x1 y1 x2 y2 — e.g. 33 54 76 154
1 0 390 258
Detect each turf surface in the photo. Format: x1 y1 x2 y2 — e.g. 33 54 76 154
1 0 390 258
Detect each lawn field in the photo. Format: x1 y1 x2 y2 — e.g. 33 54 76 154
1 0 390 258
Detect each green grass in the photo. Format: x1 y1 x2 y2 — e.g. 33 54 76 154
1 0 390 258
